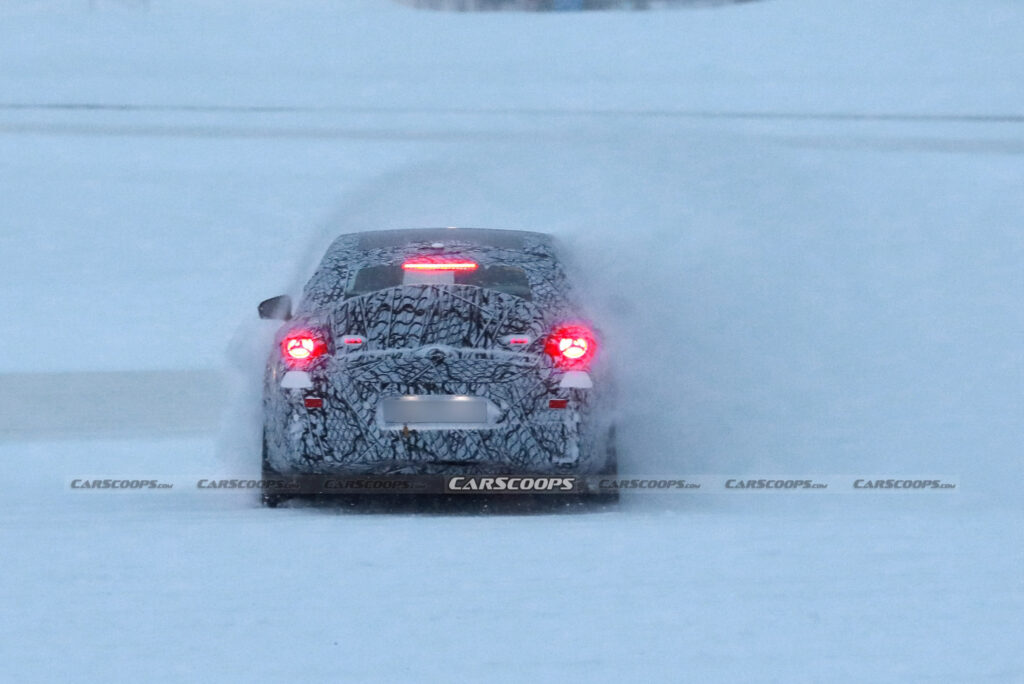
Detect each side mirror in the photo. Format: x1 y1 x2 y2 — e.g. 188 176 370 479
258 295 292 320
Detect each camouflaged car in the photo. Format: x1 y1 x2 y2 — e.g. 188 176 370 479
257 228 616 505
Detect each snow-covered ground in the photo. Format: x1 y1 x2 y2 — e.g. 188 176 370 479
1 0 1022 680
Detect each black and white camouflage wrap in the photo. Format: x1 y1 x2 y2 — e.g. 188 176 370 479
262 229 613 478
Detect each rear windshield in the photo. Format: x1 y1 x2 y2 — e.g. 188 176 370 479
356 228 536 251
348 263 532 300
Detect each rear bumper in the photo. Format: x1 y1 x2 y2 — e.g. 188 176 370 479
263 392 610 475
262 351 614 476
258 471 613 497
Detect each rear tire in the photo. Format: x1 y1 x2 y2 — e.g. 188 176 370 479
601 424 619 475
260 430 292 509
590 424 619 504
261 491 285 508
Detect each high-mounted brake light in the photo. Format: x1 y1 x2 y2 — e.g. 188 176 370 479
402 257 478 272
282 330 327 365
545 324 596 370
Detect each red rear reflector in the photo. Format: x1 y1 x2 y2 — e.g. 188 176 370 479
402 257 478 272
304 397 323 409
342 336 364 346
545 324 597 369
549 399 568 409
508 337 530 346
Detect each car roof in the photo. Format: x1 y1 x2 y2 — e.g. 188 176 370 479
297 227 573 314
350 227 555 251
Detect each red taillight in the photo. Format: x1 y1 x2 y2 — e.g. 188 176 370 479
402 257 478 272
545 324 596 369
282 330 327 365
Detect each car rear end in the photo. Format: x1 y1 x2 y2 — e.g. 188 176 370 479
261 229 615 501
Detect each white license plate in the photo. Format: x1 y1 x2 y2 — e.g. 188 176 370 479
380 395 489 426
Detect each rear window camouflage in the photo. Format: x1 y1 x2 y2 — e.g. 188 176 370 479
356 228 540 251
298 230 574 314
348 263 532 300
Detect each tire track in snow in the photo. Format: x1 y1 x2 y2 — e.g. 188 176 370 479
2 102 1023 123
0 370 225 441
